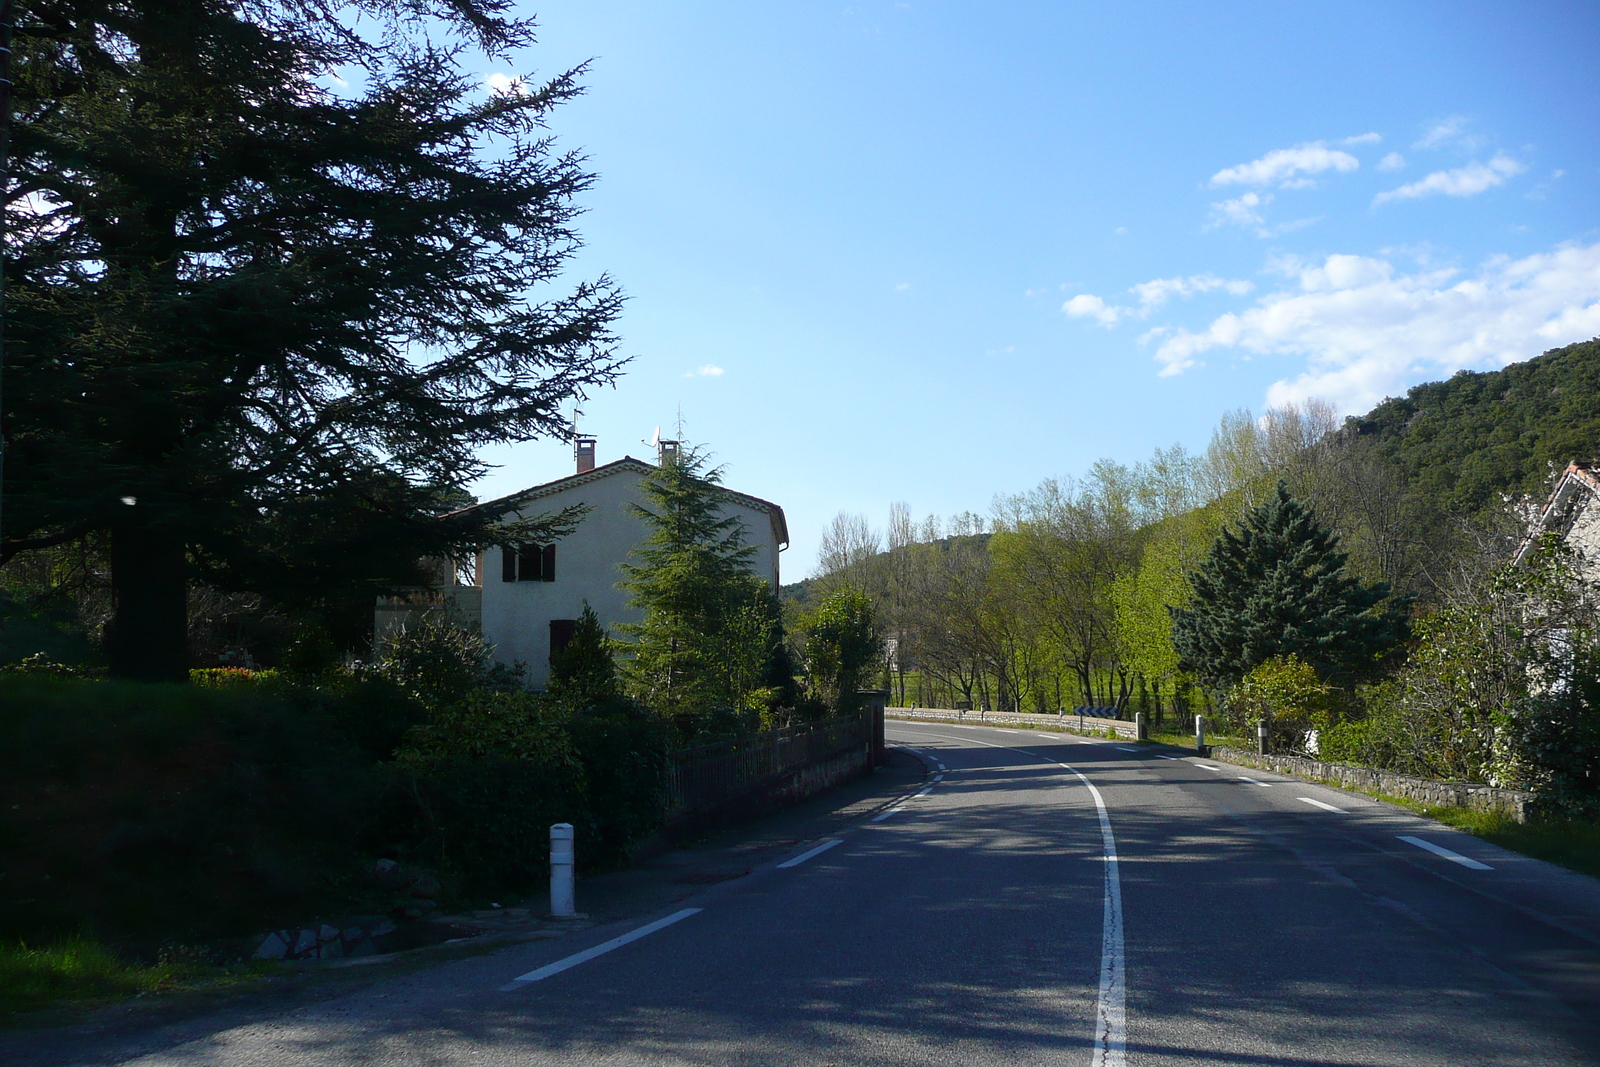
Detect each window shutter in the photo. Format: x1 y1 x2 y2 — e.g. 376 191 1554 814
519 543 542 581
542 543 557 582
501 546 517 583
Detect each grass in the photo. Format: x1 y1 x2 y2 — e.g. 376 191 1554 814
1382 802 1600 881
0 937 269 1019
1147 729 1247 751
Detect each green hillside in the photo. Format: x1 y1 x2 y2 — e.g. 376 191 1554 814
1348 337 1600 518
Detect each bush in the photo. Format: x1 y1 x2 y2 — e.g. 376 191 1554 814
0 677 379 945
377 614 524 707
1510 666 1600 818
392 691 587 895
566 697 670 864
1227 655 1340 752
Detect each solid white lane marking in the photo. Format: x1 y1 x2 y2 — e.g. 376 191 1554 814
1298 796 1346 813
1399 835 1492 870
927 731 1125 1067
508 909 702 985
777 839 843 869
1237 776 1271 787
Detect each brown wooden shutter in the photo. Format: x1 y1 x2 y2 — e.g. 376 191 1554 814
518 543 542 581
501 546 517 582
542 543 556 582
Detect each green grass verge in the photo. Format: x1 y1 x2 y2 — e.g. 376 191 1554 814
1147 730 1248 751
0 938 269 1018
1384 802 1600 881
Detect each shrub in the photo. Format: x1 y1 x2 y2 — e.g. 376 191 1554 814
1227 655 1340 752
0 677 378 945
378 614 524 707
565 696 670 864
1510 664 1600 818
392 691 587 894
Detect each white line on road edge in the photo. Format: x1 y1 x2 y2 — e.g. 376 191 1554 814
506 909 702 987
1237 776 1271 787
930 732 1125 1067
777 839 843 869
1155 755 1179 761
1399 835 1493 870
1298 797 1346 813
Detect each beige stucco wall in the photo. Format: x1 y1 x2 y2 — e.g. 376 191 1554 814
481 464 783 689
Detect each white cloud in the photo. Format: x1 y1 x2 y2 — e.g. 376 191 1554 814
1414 115 1468 149
1373 153 1525 206
684 364 725 377
1211 142 1360 187
485 72 529 96
1148 241 1600 412
1208 191 1270 231
1132 274 1253 308
1378 152 1406 171
1063 294 1126 327
1341 132 1382 146
894 282 912 291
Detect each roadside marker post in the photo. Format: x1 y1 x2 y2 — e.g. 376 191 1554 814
1257 719 1269 756
550 823 576 917
1195 715 1208 756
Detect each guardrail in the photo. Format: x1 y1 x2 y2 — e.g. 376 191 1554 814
886 706 1139 740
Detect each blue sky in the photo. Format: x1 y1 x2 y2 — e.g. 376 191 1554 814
469 1 1600 575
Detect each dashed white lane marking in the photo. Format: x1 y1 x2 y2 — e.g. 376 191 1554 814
870 805 902 823
505 909 702 987
1399 835 1493 870
1196 763 1224 771
1155 755 1179 761
914 785 934 797
777 838 843 869
936 763 948 771
1115 746 1141 753
1298 796 1346 813
1237 776 1271 787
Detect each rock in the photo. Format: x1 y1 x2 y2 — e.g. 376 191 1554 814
318 924 340 943
293 928 318 957
401 901 436 919
252 932 290 960
347 938 378 957
405 872 442 900
369 919 397 938
370 858 402 888
342 926 366 943
320 939 345 959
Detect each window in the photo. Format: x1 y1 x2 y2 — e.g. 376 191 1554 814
500 544 558 583
550 619 577 660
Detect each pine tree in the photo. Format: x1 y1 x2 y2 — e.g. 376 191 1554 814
1170 482 1409 693
616 446 776 727
4 0 623 679
547 602 620 711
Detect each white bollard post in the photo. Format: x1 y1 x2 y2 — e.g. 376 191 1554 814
549 823 576 917
1195 714 1207 754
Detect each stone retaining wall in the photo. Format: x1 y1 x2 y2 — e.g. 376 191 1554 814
1209 746 1535 823
888 707 1139 740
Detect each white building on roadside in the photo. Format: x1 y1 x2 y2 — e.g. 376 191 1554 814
378 437 788 690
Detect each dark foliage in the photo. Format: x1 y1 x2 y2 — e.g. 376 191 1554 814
1515 663 1600 818
1171 482 1410 693
4 0 623 679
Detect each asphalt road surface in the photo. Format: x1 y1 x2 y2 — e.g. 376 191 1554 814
21 722 1600 1065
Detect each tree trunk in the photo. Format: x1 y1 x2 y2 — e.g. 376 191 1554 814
106 516 190 681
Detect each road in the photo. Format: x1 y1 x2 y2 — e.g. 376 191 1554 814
20 721 1600 1065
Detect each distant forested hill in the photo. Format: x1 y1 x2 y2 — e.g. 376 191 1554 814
1348 337 1600 519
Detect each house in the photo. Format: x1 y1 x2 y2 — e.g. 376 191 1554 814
1514 461 1600 582
377 437 788 689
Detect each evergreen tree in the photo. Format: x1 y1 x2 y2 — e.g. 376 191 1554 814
4 0 623 679
617 445 777 728
547 602 619 711
803 585 882 716
1170 482 1409 693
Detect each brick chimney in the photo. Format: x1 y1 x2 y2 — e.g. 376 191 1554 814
574 435 596 474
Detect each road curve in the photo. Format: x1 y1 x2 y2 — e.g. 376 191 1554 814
32 721 1600 1065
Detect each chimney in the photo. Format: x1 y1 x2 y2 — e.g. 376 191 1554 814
656 439 680 466
574 435 596 474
